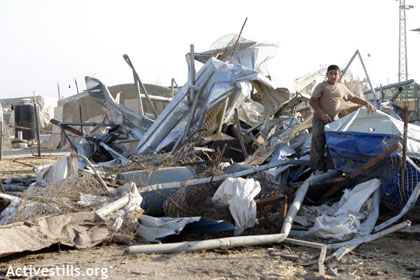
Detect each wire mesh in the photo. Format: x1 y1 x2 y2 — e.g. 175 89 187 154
331 135 420 218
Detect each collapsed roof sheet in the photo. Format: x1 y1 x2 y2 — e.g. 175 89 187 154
86 76 154 139
136 57 287 155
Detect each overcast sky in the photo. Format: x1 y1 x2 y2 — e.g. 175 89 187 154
0 0 419 99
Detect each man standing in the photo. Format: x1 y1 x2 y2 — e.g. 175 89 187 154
309 65 376 171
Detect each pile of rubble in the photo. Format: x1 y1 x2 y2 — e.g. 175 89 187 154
1 36 419 278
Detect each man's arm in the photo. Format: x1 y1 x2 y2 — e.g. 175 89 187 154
349 96 376 113
310 96 332 123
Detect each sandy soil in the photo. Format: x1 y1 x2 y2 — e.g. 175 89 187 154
1 155 420 279
1 234 420 280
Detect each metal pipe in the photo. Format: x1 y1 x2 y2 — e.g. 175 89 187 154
363 79 414 95
96 195 129 218
374 181 420 232
134 76 144 115
145 159 309 191
170 78 178 98
327 220 410 249
2 185 28 192
98 142 129 163
401 105 408 204
234 108 248 159
125 233 288 254
281 170 341 235
33 93 41 157
0 192 20 202
340 51 358 80
71 154 110 194
356 50 379 108
123 54 158 118
74 79 83 133
217 98 229 133
230 17 248 57
59 125 78 152
172 44 198 153
59 122 113 127
284 238 327 277
341 50 379 108
57 82 61 100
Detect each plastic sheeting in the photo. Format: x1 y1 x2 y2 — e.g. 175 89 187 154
325 107 420 159
194 36 278 78
136 215 201 242
325 108 420 216
212 177 261 235
308 178 381 240
135 216 236 243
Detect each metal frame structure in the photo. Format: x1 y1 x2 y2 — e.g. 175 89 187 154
398 0 414 82
341 49 380 108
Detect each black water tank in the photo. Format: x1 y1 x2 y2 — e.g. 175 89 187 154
14 100 36 141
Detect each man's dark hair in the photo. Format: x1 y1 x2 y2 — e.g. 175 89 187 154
327 65 340 72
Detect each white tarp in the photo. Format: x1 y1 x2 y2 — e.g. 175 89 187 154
136 215 201 242
307 178 381 240
326 107 420 158
212 177 261 235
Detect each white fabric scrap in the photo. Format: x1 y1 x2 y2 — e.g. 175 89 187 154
136 215 201 242
34 155 79 187
308 178 381 240
212 177 261 235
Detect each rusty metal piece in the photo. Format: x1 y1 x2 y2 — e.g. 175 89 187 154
278 197 288 230
255 193 285 208
255 193 288 231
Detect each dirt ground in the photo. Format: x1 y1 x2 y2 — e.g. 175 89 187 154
1 154 420 279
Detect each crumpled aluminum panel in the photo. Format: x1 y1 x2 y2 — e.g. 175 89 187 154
85 76 154 139
135 58 260 155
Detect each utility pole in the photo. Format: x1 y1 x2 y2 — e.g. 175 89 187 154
397 0 414 82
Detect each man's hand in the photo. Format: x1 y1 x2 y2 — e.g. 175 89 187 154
367 103 376 113
350 96 377 114
321 113 332 124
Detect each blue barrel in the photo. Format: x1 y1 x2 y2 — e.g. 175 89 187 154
14 100 36 141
